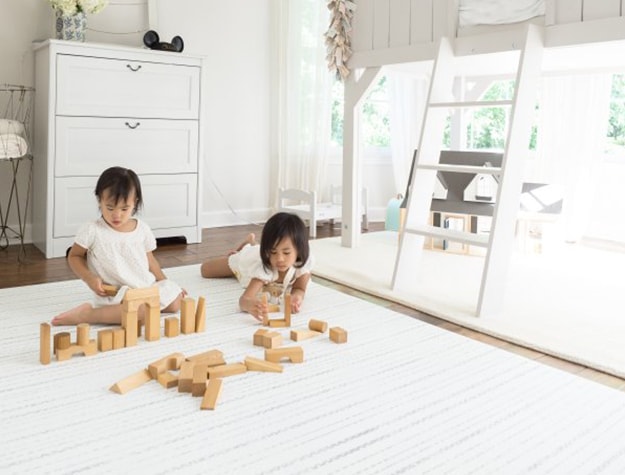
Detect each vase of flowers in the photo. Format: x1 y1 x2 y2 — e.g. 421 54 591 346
48 0 108 42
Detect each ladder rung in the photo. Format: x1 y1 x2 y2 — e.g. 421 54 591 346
417 164 501 174
429 100 513 108
404 224 489 247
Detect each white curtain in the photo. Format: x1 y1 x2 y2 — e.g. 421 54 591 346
534 74 612 242
273 0 333 203
387 71 429 197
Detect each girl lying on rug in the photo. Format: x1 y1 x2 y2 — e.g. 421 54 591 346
201 212 313 321
51 167 186 326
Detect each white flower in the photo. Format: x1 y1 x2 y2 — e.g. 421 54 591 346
48 0 108 15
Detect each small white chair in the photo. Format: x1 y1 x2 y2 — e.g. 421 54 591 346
278 186 368 238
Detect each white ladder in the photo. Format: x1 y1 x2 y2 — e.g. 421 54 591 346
391 24 544 318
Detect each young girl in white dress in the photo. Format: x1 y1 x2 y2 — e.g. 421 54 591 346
51 167 185 325
200 212 313 321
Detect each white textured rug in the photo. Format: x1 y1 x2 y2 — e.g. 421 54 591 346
2 264 625 473
310 232 625 379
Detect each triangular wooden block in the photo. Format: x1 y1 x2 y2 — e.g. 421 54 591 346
244 356 283 373
110 369 152 394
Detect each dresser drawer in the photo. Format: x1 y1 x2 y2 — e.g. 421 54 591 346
54 116 198 176
53 174 197 238
56 54 200 119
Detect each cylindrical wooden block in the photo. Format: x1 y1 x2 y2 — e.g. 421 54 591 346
54 332 71 351
77 323 90 346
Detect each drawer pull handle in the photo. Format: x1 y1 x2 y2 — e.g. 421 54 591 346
125 122 141 129
126 64 142 72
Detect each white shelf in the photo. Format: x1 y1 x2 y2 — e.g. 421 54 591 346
404 224 489 247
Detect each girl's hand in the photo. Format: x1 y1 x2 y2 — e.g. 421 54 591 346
86 275 106 297
250 297 268 322
291 294 303 313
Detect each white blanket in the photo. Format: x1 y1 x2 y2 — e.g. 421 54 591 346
2 264 625 473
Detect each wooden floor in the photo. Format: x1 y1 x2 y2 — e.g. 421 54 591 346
2 222 624 392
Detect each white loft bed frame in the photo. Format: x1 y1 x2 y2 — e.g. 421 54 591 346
278 186 368 239
341 0 625 248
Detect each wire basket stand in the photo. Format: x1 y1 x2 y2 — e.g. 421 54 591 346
0 84 35 263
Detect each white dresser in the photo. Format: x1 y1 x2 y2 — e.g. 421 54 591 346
33 40 204 258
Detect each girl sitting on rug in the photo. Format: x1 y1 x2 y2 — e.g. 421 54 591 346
51 166 186 326
200 212 313 321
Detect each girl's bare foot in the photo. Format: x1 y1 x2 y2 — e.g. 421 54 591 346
51 303 93 326
230 233 256 254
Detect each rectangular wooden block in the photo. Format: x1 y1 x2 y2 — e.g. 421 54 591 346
186 349 225 367
284 293 291 326
40 322 51 365
207 363 247 379
200 378 223 410
178 360 195 393
195 296 206 333
265 346 304 363
157 371 179 389
290 329 321 342
261 293 269 326
144 305 160 342
97 329 113 352
110 369 152 394
181 297 196 334
112 327 126 349
244 356 283 373
268 319 288 328
308 319 328 333
329 326 347 343
148 352 185 379
263 331 282 349
253 329 269 346
164 317 180 337
102 284 119 296
122 310 138 347
191 364 208 397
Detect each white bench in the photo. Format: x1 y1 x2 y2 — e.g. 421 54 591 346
278 186 368 238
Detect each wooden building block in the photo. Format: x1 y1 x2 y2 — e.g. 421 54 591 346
284 293 291 327
157 371 179 389
265 346 304 363
261 293 269 326
244 356 283 373
290 329 321 342
164 317 180 337
123 287 160 311
195 296 206 333
97 329 113 352
262 331 282 349
180 297 196 334
253 329 269 346
56 340 97 361
186 349 225 367
207 363 247 379
40 323 51 365
268 319 288 328
110 369 152 394
329 327 347 343
144 304 160 342
178 360 195 393
200 378 223 410
148 352 185 379
191 364 209 397
267 303 280 313
121 308 138 347
112 328 126 349
309 319 328 333
102 284 119 296
76 323 90 346
54 332 71 353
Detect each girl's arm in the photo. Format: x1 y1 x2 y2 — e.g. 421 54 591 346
67 243 106 296
147 251 167 281
290 273 311 313
239 278 267 321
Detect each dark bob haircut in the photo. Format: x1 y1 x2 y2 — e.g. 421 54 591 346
94 167 143 214
259 212 309 271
